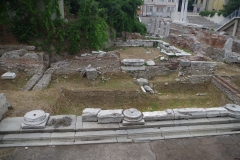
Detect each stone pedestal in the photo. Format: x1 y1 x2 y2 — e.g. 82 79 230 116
82 108 101 122
86 68 97 80
21 110 50 129
122 108 145 126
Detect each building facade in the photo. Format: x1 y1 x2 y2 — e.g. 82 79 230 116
141 0 178 18
193 0 228 13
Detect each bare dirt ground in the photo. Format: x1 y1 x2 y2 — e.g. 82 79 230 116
0 47 239 117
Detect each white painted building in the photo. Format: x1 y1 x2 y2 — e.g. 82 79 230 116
141 0 178 18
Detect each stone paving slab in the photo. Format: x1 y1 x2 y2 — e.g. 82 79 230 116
82 122 119 131
145 120 174 128
188 125 217 136
214 123 240 134
2 133 51 145
116 130 132 143
188 118 211 125
49 132 75 146
127 128 163 140
228 117 240 123
75 116 83 131
173 119 190 126
208 117 230 124
161 126 193 139
0 117 23 134
75 130 117 144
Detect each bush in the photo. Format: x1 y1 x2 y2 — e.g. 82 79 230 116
1 0 146 54
199 10 216 17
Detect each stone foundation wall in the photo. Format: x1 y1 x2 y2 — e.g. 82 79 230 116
188 75 212 84
0 45 36 56
170 23 226 49
53 52 121 75
180 61 216 75
0 49 46 75
202 46 225 61
127 66 174 79
211 77 240 104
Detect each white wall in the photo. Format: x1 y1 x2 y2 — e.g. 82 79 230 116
205 13 225 24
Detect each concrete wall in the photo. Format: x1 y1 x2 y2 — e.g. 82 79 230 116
205 13 225 24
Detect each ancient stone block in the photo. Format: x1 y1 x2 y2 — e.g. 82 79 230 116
180 59 191 67
82 108 101 122
86 68 97 80
225 104 240 118
1 72 16 80
122 59 145 66
146 60 155 66
98 109 124 123
136 78 148 86
122 108 144 126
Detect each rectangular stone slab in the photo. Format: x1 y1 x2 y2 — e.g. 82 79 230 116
122 59 145 66
188 118 210 125
126 128 163 140
122 119 145 126
161 126 192 139
188 125 217 136
145 120 174 128
0 117 23 134
75 130 116 142
82 122 119 131
1 72 16 79
116 130 132 143
75 116 83 131
214 123 240 133
98 109 123 124
208 117 230 124
82 108 101 122
2 133 51 144
49 132 75 145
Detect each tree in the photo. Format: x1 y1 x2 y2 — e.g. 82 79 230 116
221 0 240 17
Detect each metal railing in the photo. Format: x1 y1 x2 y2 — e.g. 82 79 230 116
217 8 240 29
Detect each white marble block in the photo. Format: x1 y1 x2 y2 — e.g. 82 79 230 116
82 108 101 122
98 109 124 123
1 72 16 80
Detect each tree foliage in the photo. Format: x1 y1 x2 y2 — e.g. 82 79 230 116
1 0 146 54
221 0 240 17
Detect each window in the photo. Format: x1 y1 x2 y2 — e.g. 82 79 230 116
172 0 174 2
201 0 203 4
168 0 171 2
157 7 163 12
167 7 170 12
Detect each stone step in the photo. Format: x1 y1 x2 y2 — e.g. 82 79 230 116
0 123 240 147
74 130 117 144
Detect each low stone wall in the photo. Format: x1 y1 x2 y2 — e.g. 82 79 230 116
127 66 174 79
170 23 226 49
211 76 240 105
180 61 216 75
188 75 212 84
0 49 46 75
0 45 36 56
203 46 225 62
53 52 121 75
